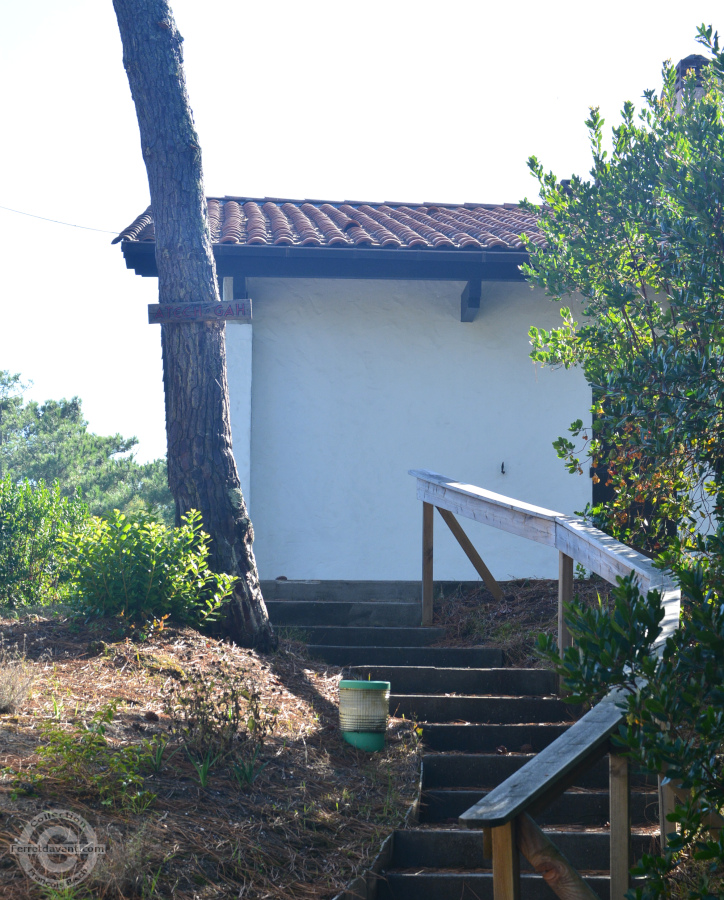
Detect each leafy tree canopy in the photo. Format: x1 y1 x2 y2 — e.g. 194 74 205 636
0 371 173 522
528 28 724 898
525 25 724 555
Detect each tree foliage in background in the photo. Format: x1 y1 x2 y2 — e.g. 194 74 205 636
0 371 173 523
525 28 724 557
0 476 87 607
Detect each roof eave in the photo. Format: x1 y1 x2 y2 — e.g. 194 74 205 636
121 241 530 282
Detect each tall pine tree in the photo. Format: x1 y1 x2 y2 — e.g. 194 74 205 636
112 0 275 650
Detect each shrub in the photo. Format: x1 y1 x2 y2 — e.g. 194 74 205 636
63 509 234 626
0 476 87 607
539 566 724 900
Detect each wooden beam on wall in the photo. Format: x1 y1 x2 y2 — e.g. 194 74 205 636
461 278 482 322
233 276 249 299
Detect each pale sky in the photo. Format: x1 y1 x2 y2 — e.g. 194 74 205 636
0 0 719 462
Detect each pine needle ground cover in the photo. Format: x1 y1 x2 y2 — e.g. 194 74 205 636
432 578 613 666
0 615 420 900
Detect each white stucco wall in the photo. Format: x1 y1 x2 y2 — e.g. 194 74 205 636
226 277 591 581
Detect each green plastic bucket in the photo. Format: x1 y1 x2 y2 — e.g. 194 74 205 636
339 680 390 752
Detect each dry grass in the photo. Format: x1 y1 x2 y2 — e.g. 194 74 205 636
667 854 724 899
0 635 34 714
0 612 421 900
432 577 613 666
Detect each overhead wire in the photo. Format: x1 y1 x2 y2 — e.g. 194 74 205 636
0 203 119 235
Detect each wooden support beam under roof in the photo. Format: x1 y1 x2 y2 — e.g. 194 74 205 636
461 278 481 322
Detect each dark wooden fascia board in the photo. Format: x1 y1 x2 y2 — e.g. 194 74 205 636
121 241 528 284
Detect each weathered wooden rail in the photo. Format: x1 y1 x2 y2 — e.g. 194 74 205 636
410 469 681 900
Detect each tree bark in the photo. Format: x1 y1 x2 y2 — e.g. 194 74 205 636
112 0 276 651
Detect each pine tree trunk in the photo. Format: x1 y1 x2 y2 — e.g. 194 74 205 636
113 0 276 651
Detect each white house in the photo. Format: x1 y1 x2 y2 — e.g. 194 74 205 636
116 198 591 583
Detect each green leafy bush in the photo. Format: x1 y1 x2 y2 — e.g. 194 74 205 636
539 567 724 900
0 476 87 607
63 509 234 626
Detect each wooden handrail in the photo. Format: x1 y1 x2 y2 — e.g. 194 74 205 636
459 692 624 828
410 468 674 595
410 469 682 900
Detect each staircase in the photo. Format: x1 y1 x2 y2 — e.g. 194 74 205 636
264 581 661 900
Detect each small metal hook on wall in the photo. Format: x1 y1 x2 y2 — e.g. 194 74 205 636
501 462 506 475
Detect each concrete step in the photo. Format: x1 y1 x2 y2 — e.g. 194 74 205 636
307 646 504 668
298 626 446 647
261 579 484 602
376 872 610 900
420 789 658 826
267 600 422 628
346 666 557 696
421 722 570 753
389 828 657 871
391 694 575 724
421 754 658 791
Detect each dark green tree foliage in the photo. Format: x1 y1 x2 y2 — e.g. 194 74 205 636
0 371 173 522
525 28 724 554
530 27 724 897
539 567 724 899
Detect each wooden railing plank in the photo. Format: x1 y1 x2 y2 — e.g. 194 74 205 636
459 694 625 828
609 754 630 900
658 775 676 850
492 821 520 900
558 552 574 654
554 517 658 594
411 468 682 850
410 469 681 598
436 507 503 601
558 552 574 696
422 501 434 626
411 470 558 547
517 813 600 900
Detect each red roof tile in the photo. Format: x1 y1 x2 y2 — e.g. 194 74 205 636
113 197 542 251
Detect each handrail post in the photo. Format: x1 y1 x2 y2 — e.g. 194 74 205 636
422 501 434 626
658 774 676 850
492 821 520 900
558 552 574 694
609 752 630 900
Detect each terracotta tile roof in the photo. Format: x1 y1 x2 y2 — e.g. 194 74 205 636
114 197 543 252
